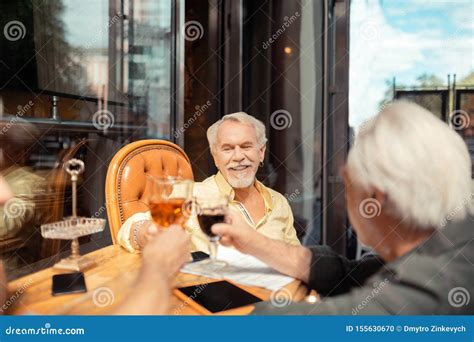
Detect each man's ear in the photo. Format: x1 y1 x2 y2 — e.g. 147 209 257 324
210 146 219 169
341 165 348 184
259 144 266 161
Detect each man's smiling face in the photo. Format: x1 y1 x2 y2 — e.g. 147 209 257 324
212 120 265 189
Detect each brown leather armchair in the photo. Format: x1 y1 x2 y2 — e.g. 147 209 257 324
105 140 194 244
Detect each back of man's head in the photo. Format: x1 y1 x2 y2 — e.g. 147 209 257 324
347 100 473 230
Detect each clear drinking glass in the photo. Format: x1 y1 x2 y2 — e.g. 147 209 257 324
147 175 193 229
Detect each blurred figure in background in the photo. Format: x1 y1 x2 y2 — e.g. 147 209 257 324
212 101 474 314
0 119 47 273
0 175 12 312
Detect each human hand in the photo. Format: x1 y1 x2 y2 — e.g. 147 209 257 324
140 225 191 284
211 208 259 254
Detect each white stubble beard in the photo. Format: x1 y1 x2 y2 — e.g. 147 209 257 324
227 173 255 189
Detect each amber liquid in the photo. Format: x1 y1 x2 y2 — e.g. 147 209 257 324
150 198 186 228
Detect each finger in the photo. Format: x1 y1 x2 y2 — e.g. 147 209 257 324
182 252 193 264
219 236 233 247
211 223 231 236
168 224 182 231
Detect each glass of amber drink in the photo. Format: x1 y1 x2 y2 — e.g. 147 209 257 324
147 175 193 229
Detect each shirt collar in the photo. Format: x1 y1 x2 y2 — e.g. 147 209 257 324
214 171 273 213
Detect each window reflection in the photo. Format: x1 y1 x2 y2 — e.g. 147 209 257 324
0 0 173 278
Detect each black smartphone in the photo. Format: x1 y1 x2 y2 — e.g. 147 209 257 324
52 272 87 296
191 251 210 262
176 280 262 313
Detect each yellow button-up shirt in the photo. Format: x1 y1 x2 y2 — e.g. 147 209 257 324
117 172 300 253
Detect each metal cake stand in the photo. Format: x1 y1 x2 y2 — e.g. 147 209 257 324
41 158 105 272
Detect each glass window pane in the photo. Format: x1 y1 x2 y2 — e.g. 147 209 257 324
0 0 172 278
242 0 324 245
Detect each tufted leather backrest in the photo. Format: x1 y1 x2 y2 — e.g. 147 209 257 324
105 140 193 244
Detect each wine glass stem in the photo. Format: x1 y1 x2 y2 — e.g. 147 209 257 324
209 237 219 261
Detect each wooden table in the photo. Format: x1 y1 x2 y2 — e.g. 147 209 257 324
6 245 309 315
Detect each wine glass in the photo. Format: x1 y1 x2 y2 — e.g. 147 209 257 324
194 193 229 275
147 175 193 230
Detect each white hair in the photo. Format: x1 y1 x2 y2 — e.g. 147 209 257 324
347 100 473 230
206 112 267 151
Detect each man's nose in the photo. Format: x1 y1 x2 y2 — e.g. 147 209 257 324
232 146 245 160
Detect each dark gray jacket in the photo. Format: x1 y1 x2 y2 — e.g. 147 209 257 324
253 215 474 315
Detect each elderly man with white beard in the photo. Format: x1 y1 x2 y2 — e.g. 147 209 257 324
117 112 300 253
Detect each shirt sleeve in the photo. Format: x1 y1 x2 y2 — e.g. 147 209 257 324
252 266 444 315
307 246 384 296
117 210 211 254
117 211 152 253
